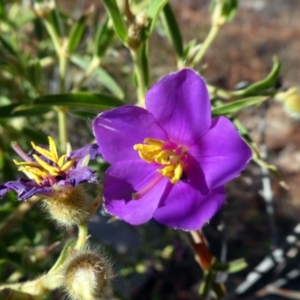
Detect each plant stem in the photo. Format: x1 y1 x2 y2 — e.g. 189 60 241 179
57 107 68 152
131 49 147 107
72 56 100 92
43 17 68 151
75 222 88 250
191 24 220 66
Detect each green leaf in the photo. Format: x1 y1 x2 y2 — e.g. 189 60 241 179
70 55 124 98
0 33 19 57
212 259 247 273
161 2 184 59
102 0 127 42
237 57 280 97
67 15 87 52
146 0 168 37
27 58 42 88
31 93 124 109
212 96 268 117
94 15 115 57
46 6 64 37
0 104 51 118
69 110 97 120
48 239 76 275
140 41 149 88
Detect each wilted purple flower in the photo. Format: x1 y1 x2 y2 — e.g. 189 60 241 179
0 137 99 201
93 69 252 230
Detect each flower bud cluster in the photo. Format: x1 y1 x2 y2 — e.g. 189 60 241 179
127 12 149 50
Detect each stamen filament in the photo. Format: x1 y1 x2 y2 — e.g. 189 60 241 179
132 174 163 200
11 142 32 162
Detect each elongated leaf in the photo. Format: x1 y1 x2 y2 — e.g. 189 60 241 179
27 58 42 87
146 0 168 37
102 0 127 42
68 15 87 52
0 34 18 57
70 55 124 98
140 41 149 88
94 15 114 57
161 2 183 59
212 259 247 273
237 57 280 97
0 103 51 118
48 239 76 275
69 110 97 119
212 96 268 117
31 93 124 109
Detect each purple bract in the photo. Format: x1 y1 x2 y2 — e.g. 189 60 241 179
93 69 252 230
0 138 99 201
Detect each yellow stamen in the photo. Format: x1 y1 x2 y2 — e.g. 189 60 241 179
33 154 60 176
60 158 77 172
57 154 66 167
14 136 78 185
133 138 187 184
31 142 53 162
48 136 58 162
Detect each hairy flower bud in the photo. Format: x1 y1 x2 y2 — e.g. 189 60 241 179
276 87 300 119
63 248 113 300
42 186 91 227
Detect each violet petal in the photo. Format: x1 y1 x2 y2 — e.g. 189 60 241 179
69 144 99 163
67 166 97 186
189 116 252 189
146 69 211 146
93 105 168 164
103 160 168 225
153 184 226 230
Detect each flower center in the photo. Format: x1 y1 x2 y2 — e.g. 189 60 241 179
133 138 187 184
12 136 77 185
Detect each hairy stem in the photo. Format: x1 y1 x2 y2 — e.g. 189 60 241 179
75 222 88 250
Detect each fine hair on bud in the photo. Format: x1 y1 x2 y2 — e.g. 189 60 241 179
42 185 91 227
62 246 113 300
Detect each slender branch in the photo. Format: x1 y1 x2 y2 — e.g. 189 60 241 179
131 49 147 107
72 56 100 93
57 107 68 152
191 24 220 66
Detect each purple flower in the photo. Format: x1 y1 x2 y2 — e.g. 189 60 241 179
0 137 99 201
93 69 252 230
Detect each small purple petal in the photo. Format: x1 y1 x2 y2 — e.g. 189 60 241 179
189 116 252 190
153 184 226 230
104 160 168 225
69 144 99 163
0 179 52 201
67 166 97 186
146 69 211 146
